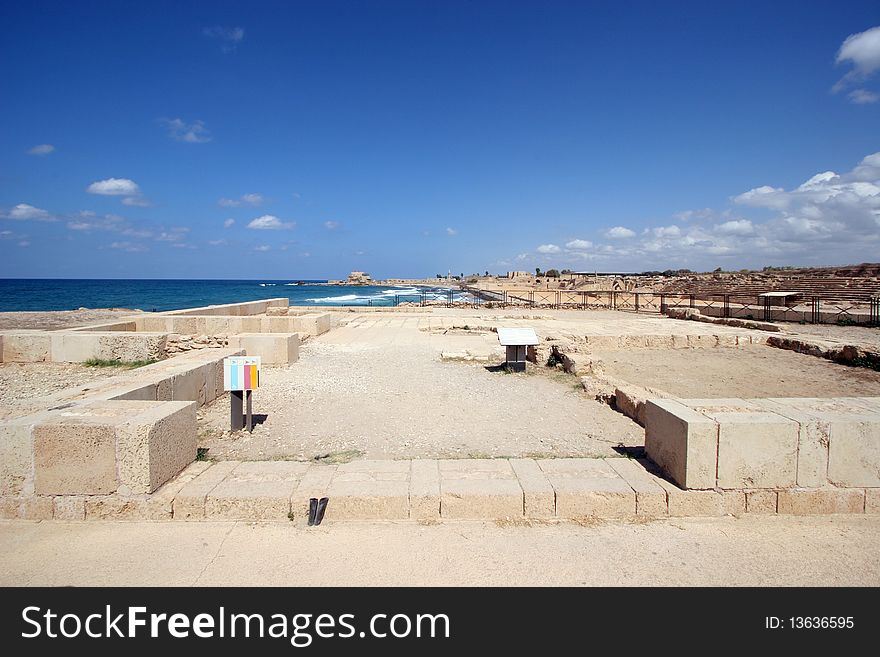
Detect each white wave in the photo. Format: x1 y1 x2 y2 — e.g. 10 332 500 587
259 283 276 287
306 294 363 302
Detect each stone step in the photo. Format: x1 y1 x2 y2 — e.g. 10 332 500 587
6 457 871 522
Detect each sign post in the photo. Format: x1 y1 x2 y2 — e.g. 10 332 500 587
223 356 261 432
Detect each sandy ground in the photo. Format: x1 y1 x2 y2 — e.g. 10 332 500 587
0 362 126 406
594 345 880 399
0 308 143 330
199 340 642 460
1 515 877 586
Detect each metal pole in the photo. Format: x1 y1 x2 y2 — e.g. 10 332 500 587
245 390 253 433
230 391 243 431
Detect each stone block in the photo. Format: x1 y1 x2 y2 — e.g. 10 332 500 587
761 398 880 487
0 496 54 520
0 410 55 496
644 335 674 349
644 398 718 489
325 460 410 520
261 316 295 333
538 458 635 518
138 316 171 332
777 488 865 515
439 459 523 519
745 490 778 514
169 316 200 335
607 458 667 516
34 420 117 495
1 332 51 362
754 399 829 487
653 479 726 517
510 458 555 517
826 417 880 489
205 461 307 520
409 459 441 520
866 489 880 514
239 317 262 332
53 496 86 520
684 399 798 489
116 401 197 494
173 460 240 519
291 465 336 522
227 333 299 364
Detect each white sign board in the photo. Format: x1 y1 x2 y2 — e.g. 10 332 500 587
497 327 540 346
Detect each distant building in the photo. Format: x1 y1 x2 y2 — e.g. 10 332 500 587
507 271 532 279
346 271 372 285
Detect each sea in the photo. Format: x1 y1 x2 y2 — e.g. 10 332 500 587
0 279 468 312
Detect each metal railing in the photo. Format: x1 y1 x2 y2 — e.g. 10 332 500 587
430 287 880 326
355 287 880 327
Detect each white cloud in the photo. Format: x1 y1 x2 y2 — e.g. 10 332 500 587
604 226 636 239
848 88 879 104
446 227 458 236
27 144 54 155
715 219 754 235
18 240 30 247
836 25 880 76
565 239 593 250
122 196 152 207
86 178 140 196
324 221 339 230
156 228 189 242
203 26 244 53
834 26 880 95
3 203 54 221
510 150 880 271
648 225 681 238
66 212 125 231
253 244 271 252
733 185 789 209
673 208 714 222
536 244 560 254
223 218 235 228
160 118 212 143
109 241 147 252
219 193 263 207
247 215 294 230
208 239 228 246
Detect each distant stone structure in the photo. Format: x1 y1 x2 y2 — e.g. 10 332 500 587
346 271 372 285
506 271 532 279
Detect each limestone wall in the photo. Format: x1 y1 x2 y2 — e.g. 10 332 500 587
0 347 245 516
164 297 289 317
645 397 880 492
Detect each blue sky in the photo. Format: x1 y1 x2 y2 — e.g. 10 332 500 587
1 0 878 279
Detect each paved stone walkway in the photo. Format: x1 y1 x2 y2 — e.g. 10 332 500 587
67 458 878 522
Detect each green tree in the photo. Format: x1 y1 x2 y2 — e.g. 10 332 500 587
545 269 560 278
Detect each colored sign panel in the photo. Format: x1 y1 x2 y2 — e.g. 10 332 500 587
223 356 261 391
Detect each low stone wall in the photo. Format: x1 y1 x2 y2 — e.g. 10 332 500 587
766 335 879 367
134 312 330 338
666 308 780 332
0 348 245 518
165 297 289 317
0 330 169 363
645 397 880 493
